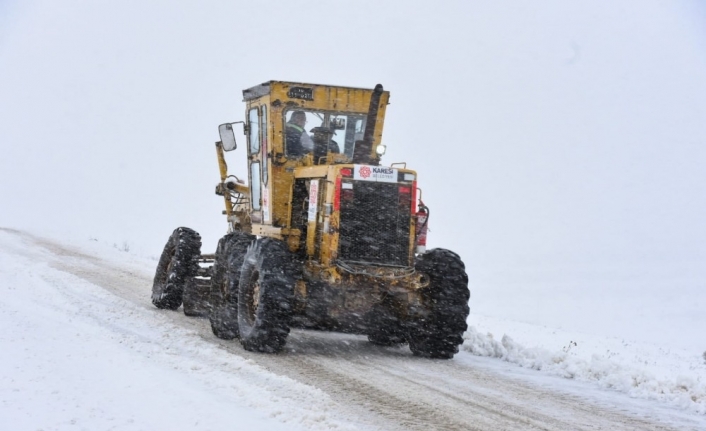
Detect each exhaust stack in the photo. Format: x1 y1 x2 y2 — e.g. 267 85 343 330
353 84 384 165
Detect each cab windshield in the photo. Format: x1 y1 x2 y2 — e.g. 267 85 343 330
284 109 367 159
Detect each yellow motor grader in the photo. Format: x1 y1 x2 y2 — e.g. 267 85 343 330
151 81 469 358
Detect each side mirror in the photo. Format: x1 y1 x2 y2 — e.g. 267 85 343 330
218 123 238 151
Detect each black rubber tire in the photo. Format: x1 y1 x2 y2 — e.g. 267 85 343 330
209 232 254 339
367 303 407 346
183 277 211 317
151 227 202 310
368 329 406 347
407 248 470 359
237 238 296 353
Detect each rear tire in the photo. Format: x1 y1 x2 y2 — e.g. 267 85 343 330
367 303 407 346
407 249 469 359
368 331 406 347
151 227 202 310
183 277 210 317
209 232 254 339
237 238 296 353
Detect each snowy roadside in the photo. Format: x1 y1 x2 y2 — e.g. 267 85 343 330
0 231 360 431
3 228 706 429
462 317 706 415
460 254 706 416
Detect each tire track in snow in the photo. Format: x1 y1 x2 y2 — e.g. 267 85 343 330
4 229 702 431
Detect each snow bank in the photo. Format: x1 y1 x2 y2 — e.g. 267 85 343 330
462 326 706 414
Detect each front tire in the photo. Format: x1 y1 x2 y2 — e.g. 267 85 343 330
209 232 254 339
237 238 296 353
407 249 469 359
151 227 202 310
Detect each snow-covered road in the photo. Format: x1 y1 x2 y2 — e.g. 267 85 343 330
1 228 704 430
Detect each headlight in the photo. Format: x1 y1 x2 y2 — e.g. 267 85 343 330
376 144 386 155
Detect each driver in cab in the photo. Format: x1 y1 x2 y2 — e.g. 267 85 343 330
285 111 314 157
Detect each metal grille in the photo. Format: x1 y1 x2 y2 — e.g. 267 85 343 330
339 181 412 266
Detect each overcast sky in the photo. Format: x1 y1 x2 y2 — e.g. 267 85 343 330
1 1 705 294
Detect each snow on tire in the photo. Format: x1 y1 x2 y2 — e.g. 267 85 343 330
209 232 254 339
407 248 470 359
237 238 297 353
182 277 210 317
151 227 202 310
367 302 407 347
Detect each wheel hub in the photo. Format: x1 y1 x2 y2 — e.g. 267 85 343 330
252 280 261 313
220 276 229 300
166 258 175 276
246 271 261 323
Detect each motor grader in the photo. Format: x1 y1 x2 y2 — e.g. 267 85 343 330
151 81 470 358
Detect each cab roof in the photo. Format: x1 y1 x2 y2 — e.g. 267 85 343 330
242 80 384 102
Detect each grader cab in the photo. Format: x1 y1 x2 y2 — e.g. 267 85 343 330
151 81 470 358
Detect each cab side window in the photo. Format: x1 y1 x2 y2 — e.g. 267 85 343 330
261 106 268 185
248 108 260 154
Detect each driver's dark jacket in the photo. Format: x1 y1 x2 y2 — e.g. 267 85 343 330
286 123 306 157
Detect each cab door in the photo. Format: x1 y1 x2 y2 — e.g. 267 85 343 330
246 105 271 225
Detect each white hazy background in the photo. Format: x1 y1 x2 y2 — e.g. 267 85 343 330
2 1 705 347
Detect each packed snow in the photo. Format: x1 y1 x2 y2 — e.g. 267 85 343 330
0 230 359 431
2 229 705 430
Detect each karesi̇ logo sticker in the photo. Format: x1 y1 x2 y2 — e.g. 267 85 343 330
359 166 371 178
354 165 398 183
